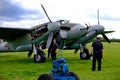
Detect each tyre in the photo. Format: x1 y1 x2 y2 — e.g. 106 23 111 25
38 74 55 80
34 50 46 63
80 48 90 60
68 71 80 80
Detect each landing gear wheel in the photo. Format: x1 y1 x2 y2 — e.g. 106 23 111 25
34 50 46 63
80 48 90 60
38 74 55 80
68 71 80 80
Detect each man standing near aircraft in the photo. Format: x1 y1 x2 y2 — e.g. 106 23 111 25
91 36 103 71
50 38 58 61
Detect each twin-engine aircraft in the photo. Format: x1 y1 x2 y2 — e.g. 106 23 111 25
0 4 113 63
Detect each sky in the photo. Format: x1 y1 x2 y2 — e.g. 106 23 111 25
0 0 120 39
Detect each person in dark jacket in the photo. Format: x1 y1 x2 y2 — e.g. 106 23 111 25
50 38 58 61
91 36 103 71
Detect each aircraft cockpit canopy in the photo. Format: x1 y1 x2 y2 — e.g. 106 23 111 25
57 20 70 24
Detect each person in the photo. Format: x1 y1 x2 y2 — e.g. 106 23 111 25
91 36 103 71
50 38 58 61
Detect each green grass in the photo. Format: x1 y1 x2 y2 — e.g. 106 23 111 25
0 42 120 80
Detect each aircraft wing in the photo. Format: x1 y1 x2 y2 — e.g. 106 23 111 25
0 27 30 41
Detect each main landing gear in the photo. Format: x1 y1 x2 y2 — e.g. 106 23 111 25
80 48 92 60
33 44 46 63
79 44 92 60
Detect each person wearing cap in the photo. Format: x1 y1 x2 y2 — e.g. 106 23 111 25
91 36 103 71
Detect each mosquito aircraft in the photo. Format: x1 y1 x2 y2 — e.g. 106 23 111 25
0 4 113 63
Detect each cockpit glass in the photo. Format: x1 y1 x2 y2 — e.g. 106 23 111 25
58 20 69 24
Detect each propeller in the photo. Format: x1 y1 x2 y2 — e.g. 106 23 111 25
41 4 55 48
97 9 110 43
41 4 72 48
41 4 61 49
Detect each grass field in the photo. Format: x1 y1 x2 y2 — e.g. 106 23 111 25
0 42 120 80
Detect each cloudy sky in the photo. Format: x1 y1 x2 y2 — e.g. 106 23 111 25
0 0 120 38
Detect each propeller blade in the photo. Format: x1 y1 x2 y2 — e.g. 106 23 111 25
102 33 110 43
97 9 100 25
41 4 52 22
46 32 54 48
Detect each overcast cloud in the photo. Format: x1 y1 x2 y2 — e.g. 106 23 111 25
0 0 120 38
0 0 44 27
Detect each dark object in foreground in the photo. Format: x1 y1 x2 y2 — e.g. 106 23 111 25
38 58 80 80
